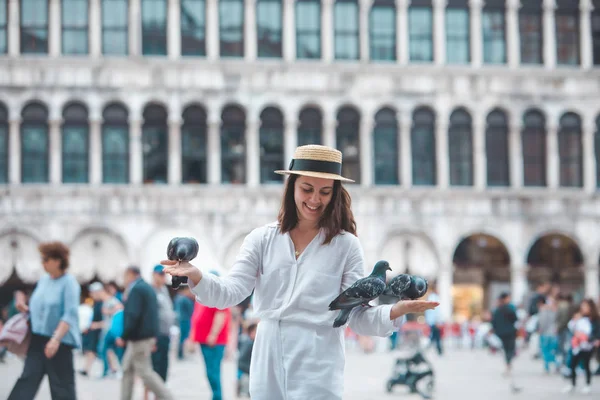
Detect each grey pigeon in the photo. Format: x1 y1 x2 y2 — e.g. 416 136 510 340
384 274 428 300
328 260 392 328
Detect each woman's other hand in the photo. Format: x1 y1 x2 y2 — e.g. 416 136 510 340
44 338 60 359
390 300 440 320
160 260 203 286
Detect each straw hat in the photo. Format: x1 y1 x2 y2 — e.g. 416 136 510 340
274 144 355 183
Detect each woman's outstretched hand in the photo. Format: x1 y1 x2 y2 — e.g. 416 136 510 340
390 300 440 320
160 260 203 286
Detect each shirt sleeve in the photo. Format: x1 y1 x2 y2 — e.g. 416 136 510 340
344 237 404 337
189 227 263 310
61 276 81 331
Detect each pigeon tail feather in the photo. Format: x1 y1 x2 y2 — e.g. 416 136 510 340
333 308 352 328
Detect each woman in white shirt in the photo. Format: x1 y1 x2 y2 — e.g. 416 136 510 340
162 145 439 400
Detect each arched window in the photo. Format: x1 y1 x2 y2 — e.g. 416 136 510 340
558 112 583 187
556 0 580 66
62 102 89 183
221 105 246 184
334 0 359 60
181 104 207 183
336 106 360 183
485 108 509 186
595 114 600 188
448 108 473 186
296 0 321 59
519 0 543 64
20 0 48 54
102 0 129 55
297 107 322 146
0 102 8 183
408 0 433 62
102 102 129 183
142 0 167 55
62 0 89 54
521 109 546 187
411 107 436 185
370 0 396 61
181 0 206 56
21 101 49 183
482 0 506 64
257 0 282 58
594 0 600 66
373 107 398 184
446 0 470 64
220 0 244 57
142 103 168 183
259 107 284 183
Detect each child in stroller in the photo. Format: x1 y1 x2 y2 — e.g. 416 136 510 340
386 326 435 399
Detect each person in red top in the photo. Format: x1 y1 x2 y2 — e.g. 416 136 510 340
190 271 230 400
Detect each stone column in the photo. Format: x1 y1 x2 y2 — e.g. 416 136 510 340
49 0 61 56
129 119 143 184
511 265 529 307
509 123 523 188
8 0 19 56
397 0 409 65
436 120 449 188
323 115 336 148
359 117 373 187
168 119 182 185
547 123 558 188
9 119 20 184
580 0 593 69
129 0 141 56
359 0 373 62
89 119 102 184
433 0 447 65
49 120 62 184
400 111 412 187
543 0 556 69
583 121 596 193
284 119 297 165
206 0 220 59
473 117 486 190
437 264 454 323
469 0 483 68
584 264 600 300
322 0 334 62
245 0 257 61
168 0 182 59
246 120 260 186
283 0 296 61
89 0 102 57
207 120 221 184
506 0 521 68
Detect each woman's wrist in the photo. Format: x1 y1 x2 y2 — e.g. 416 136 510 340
189 267 203 286
390 302 405 320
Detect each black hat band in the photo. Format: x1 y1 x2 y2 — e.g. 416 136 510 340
288 158 342 175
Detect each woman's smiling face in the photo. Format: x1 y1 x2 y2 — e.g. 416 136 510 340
293 175 335 225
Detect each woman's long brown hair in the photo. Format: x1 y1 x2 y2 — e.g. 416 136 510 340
582 298 600 321
277 174 357 244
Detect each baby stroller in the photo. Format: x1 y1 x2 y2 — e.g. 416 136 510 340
386 327 435 399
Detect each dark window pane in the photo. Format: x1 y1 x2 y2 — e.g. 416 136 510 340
62 125 89 183
297 107 322 146
556 13 579 65
142 0 167 55
522 110 546 187
485 109 509 186
220 0 244 57
257 0 282 58
409 7 433 62
335 0 359 60
411 108 436 185
20 0 48 54
593 9 600 65
21 125 49 183
181 0 206 56
182 105 207 183
62 0 88 54
0 104 7 183
558 113 582 187
595 114 600 187
259 107 284 183
142 104 168 183
296 0 320 59
370 3 396 61
221 105 246 183
373 108 398 185
102 0 129 55
446 8 470 64
519 12 543 64
0 0 7 54
336 107 360 183
102 124 129 183
482 9 505 64
448 109 473 186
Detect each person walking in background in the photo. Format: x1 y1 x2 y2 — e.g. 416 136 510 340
491 292 521 392
7 241 81 400
425 282 442 356
173 286 195 360
79 284 104 377
236 322 257 398
89 281 123 378
118 266 173 400
537 296 558 374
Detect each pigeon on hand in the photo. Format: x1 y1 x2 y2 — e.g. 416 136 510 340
166 237 199 289
383 274 429 300
328 260 392 328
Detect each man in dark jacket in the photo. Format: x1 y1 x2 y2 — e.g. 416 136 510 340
491 292 521 392
117 266 173 400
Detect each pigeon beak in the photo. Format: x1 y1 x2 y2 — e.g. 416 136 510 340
386 266 392 272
